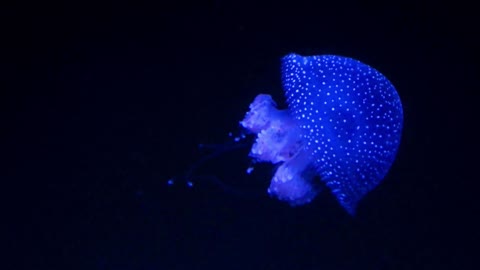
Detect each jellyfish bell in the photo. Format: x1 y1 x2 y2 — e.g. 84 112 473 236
241 53 403 215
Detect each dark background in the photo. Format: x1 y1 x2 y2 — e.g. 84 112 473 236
2 1 476 269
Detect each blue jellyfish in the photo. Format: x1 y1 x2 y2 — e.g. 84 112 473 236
241 53 403 215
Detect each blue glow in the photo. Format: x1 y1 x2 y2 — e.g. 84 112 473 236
241 53 403 215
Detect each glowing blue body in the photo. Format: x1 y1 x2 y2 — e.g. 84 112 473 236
241 53 403 215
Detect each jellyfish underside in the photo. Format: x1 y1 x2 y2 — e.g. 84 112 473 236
240 94 320 205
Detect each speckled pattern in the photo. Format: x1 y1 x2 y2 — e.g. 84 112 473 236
282 53 403 214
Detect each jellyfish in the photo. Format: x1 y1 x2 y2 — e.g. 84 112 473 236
240 53 403 215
